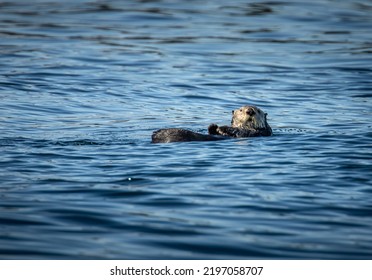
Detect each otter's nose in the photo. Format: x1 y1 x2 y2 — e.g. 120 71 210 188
246 108 255 116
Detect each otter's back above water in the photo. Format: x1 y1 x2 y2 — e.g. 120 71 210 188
151 128 223 143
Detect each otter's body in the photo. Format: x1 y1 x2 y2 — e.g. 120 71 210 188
151 105 272 143
151 128 224 143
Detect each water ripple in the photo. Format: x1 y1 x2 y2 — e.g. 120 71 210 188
1 0 372 259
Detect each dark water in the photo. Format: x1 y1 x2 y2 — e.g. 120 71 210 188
1 0 372 259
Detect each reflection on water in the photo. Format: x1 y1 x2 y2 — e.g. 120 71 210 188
0 0 371 259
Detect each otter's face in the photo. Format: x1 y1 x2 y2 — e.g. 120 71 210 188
231 105 268 129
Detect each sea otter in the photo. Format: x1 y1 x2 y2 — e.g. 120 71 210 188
151 105 272 143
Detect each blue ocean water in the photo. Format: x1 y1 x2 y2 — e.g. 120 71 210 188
0 0 371 259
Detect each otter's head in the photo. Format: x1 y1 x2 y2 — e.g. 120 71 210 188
231 105 269 130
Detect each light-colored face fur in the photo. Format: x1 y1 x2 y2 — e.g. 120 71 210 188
231 105 268 129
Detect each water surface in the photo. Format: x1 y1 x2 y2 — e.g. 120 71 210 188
0 0 372 259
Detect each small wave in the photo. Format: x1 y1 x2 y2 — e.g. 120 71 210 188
53 139 105 146
0 137 108 147
273 128 314 135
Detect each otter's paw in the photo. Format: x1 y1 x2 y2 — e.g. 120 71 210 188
208 124 219 135
216 125 231 136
